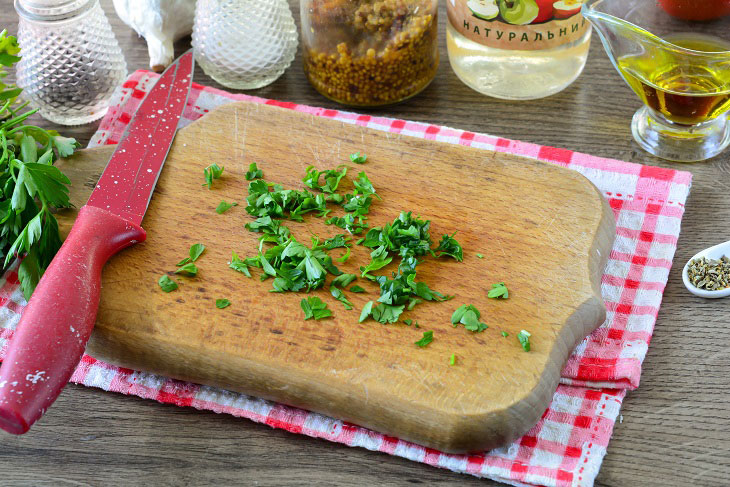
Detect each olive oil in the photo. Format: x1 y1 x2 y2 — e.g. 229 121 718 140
617 33 730 125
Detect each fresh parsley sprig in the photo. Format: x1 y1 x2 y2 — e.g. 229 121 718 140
0 31 79 299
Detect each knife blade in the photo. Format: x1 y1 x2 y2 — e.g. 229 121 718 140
0 51 194 435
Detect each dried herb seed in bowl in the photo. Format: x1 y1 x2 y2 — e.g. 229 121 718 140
687 255 730 291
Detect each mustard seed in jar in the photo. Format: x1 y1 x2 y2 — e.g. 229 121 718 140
300 0 439 107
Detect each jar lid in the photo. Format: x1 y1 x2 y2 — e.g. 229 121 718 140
14 0 95 21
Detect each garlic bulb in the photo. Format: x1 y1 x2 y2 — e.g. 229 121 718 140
112 0 196 72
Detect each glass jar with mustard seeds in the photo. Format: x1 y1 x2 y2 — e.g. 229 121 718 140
300 0 439 107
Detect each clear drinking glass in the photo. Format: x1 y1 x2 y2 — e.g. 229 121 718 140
583 0 730 162
192 0 298 90
14 0 127 125
300 0 439 107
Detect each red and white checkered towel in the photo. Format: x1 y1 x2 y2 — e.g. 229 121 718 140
0 71 692 487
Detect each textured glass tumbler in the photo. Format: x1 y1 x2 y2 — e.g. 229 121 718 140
14 0 127 126
192 0 298 90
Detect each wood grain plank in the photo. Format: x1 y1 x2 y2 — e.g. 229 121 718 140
1 0 729 485
53 101 613 452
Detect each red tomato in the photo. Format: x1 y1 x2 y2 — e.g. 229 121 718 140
532 0 555 23
657 0 730 21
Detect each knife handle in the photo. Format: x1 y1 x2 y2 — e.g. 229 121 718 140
0 205 146 434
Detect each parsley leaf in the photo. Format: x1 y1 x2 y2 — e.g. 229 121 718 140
372 303 405 323
353 172 380 199
175 262 198 276
189 243 205 262
518 330 531 352
331 273 357 288
350 152 367 164
158 275 178 292
434 233 463 262
350 285 365 293
330 287 353 310
229 251 252 277
179 243 206 265
203 163 224 189
451 304 488 332
359 301 375 322
488 282 509 299
360 245 393 278
336 246 351 263
245 162 263 180
476 253 484 259
415 331 434 348
300 296 332 320
449 353 456 365
501 331 509 337
303 165 348 194
216 200 238 214
325 214 369 235
322 234 350 249
216 299 231 309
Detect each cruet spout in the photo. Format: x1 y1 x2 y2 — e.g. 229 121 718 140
582 0 730 162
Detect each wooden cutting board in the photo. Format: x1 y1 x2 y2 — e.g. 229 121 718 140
54 101 615 453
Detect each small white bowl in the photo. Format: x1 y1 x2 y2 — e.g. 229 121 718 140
682 241 730 299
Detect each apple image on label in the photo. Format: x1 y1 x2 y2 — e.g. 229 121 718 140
553 0 582 19
531 0 555 23
467 0 500 20
499 0 539 25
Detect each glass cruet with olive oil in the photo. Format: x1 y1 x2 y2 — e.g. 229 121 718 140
583 0 730 162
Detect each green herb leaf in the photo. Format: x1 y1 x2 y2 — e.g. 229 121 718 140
189 243 206 262
336 245 351 263
203 163 224 189
488 282 509 299
322 234 350 249
229 251 252 277
330 286 353 310
331 273 357 288
353 172 380 199
403 319 413 326
434 233 463 262
359 301 375 322
349 152 367 164
158 275 178 292
350 285 366 293
451 304 487 332
360 245 393 278
415 331 433 348
303 165 348 194
300 296 332 320
449 353 456 365
518 330 531 352
174 262 198 276
216 200 238 214
476 253 484 259
216 298 231 309
245 162 263 180
371 303 405 323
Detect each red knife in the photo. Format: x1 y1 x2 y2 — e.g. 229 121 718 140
0 51 194 434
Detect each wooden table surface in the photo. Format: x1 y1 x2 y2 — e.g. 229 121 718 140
1 2 729 486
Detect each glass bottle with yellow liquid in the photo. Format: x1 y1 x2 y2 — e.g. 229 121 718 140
446 0 591 99
584 0 730 161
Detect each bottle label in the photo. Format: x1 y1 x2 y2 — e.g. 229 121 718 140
447 0 590 51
